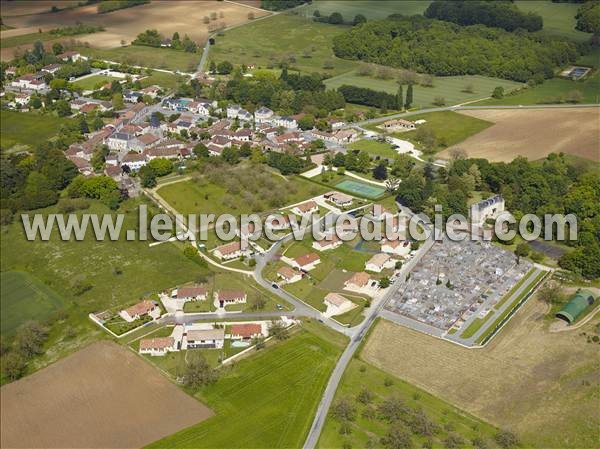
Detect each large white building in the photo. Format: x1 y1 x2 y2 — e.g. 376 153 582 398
470 195 505 226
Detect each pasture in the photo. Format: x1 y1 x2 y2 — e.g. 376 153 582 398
72 74 118 90
1 1 269 52
515 0 592 42
325 71 523 108
0 271 66 336
317 359 498 449
438 108 600 162
0 341 212 449
147 327 344 449
0 110 73 150
209 13 360 76
348 139 398 159
362 298 600 449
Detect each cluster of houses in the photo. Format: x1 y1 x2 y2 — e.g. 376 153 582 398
167 284 247 309
138 321 272 357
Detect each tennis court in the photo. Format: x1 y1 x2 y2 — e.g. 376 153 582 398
335 179 386 199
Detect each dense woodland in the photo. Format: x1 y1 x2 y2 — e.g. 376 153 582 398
425 0 543 32
260 0 308 11
575 1 600 33
332 16 579 82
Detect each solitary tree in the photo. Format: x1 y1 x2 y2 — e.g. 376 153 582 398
396 83 403 110
404 83 413 109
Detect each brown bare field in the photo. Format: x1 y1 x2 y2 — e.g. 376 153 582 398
362 298 600 449
0 341 212 449
439 108 600 162
0 1 79 17
1 0 270 59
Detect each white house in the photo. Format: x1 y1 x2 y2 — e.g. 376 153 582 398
291 253 321 272
14 93 31 106
381 239 411 257
365 253 395 273
312 234 343 252
226 104 242 119
469 195 505 226
107 132 136 151
11 73 47 91
277 266 302 284
215 290 247 308
266 214 291 231
213 241 250 260
176 285 208 302
292 200 318 216
41 63 61 75
119 300 161 322
272 116 298 130
254 106 274 123
324 293 355 317
380 119 415 131
139 337 175 356
324 192 353 208
121 153 147 171
185 328 225 349
344 271 374 294
57 51 87 62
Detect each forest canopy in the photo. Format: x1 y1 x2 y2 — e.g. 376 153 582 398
424 0 543 32
332 16 579 82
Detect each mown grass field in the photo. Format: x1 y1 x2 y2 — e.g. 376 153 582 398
301 0 429 20
147 326 345 449
317 359 498 449
72 74 119 90
0 111 73 149
75 45 199 72
515 0 592 42
209 13 360 76
0 271 66 336
348 139 398 159
325 71 523 108
140 71 182 90
387 111 494 153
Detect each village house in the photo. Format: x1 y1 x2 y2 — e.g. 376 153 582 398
207 143 224 156
327 117 346 130
277 266 302 284
292 200 319 216
104 164 122 181
119 300 161 322
14 93 31 106
68 156 94 176
312 234 343 252
121 153 146 171
185 328 225 349
215 290 247 308
381 239 411 257
324 192 353 208
324 293 354 316
230 323 262 340
332 128 360 144
11 73 47 91
105 153 119 166
144 146 181 161
380 118 416 131
139 337 175 356
237 223 259 240
123 90 143 103
292 253 321 272
57 51 87 62
176 285 208 302
365 253 395 273
272 116 298 130
41 63 61 75
140 85 161 98
106 132 136 151
344 272 373 294
265 214 292 231
254 106 274 123
5 66 17 78
213 241 250 260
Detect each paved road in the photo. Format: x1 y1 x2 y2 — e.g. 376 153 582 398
348 103 600 128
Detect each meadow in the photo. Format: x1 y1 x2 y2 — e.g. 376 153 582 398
209 13 360 76
72 74 119 90
301 0 429 21
0 111 73 150
317 359 498 449
0 271 66 336
147 326 345 449
325 71 523 108
348 139 398 159
515 0 592 42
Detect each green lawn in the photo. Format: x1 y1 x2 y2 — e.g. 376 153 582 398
76 45 199 72
515 0 593 43
0 271 66 336
317 359 498 449
0 111 73 149
147 327 344 449
72 74 119 90
325 71 523 108
389 111 494 153
348 139 398 159
0 30 97 49
209 13 361 76
301 0 429 20
139 70 182 90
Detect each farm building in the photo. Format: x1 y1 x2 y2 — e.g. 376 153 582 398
556 290 595 324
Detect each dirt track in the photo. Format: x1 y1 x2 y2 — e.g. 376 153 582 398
439 108 600 162
363 298 600 448
1 341 212 449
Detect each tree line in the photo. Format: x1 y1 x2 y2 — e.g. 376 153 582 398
575 1 600 34
260 0 308 11
332 16 579 82
425 0 543 32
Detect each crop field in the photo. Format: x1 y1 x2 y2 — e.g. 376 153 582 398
0 111 73 150
317 359 498 449
301 0 429 20
1 1 269 55
325 71 523 108
438 108 600 162
362 298 600 449
148 327 344 449
72 74 119 90
1 271 66 336
0 341 212 449
514 0 592 42
209 13 360 76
